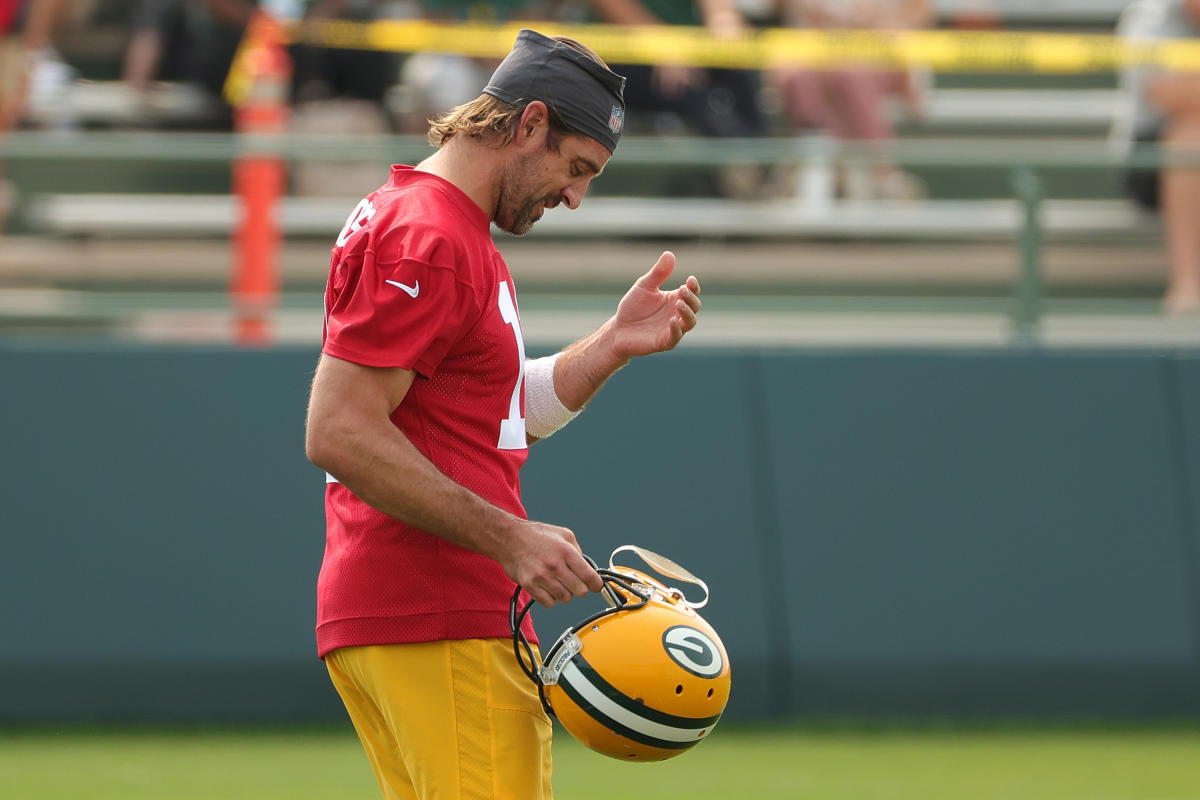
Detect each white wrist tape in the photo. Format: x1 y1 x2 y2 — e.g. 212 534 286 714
524 353 581 439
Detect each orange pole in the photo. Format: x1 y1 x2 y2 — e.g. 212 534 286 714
232 156 285 344
230 11 292 346
950 2 1001 30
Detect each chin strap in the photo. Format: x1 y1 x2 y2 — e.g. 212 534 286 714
609 544 710 608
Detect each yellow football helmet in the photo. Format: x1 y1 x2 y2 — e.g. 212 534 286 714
511 545 731 762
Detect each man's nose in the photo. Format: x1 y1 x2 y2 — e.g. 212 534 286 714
560 177 593 210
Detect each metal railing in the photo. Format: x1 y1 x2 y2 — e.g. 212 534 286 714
1 130 1193 341
0 129 1174 169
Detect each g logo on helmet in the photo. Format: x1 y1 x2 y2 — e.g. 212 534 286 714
511 546 732 763
663 625 723 678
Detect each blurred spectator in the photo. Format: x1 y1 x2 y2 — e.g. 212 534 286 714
586 0 769 198
1 0 70 233
291 0 401 108
392 1 555 134
120 0 255 128
122 1 401 131
288 1 419 197
121 0 184 95
770 0 932 202
119 1 408 191
1114 0 1200 314
0 0 70 128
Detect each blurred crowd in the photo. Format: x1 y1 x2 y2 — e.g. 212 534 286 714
1 0 944 200
1114 0 1200 313
3 1 1200 311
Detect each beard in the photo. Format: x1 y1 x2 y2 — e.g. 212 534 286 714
495 153 555 236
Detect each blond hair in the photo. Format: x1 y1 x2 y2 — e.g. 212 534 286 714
426 36 610 149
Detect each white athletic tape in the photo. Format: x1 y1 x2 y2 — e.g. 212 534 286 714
524 353 581 440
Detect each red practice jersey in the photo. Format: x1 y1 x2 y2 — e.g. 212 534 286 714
316 165 536 658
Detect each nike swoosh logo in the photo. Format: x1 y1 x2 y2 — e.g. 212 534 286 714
385 279 419 298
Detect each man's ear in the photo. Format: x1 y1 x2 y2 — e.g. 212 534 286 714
514 101 549 149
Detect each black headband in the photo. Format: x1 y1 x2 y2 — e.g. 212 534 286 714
483 29 627 153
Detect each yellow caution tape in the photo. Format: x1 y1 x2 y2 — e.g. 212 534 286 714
283 19 1200 73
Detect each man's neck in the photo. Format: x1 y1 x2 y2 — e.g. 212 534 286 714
416 137 501 222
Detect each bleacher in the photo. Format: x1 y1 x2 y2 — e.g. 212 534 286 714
6 0 1190 349
0 3 1151 248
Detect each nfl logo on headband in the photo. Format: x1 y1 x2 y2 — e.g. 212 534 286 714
609 105 624 136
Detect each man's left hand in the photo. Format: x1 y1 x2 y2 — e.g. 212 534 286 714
610 251 701 358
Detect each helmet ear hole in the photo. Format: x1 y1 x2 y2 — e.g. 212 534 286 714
675 684 683 694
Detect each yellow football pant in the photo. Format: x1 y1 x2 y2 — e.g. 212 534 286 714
326 639 554 800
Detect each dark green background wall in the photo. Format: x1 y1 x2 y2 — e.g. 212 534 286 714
2 345 1198 722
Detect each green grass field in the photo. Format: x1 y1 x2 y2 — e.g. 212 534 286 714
3 723 1200 800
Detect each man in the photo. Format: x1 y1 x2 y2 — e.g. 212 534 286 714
0 0 68 128
586 0 768 198
1116 0 1200 314
304 29 702 799
0 0 68 233
772 0 932 202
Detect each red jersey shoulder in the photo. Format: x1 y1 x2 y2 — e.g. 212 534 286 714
322 174 513 373
333 179 491 275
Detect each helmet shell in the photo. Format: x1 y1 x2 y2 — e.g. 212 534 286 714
542 570 731 761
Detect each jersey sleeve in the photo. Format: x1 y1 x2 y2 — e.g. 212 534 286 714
323 248 476 377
